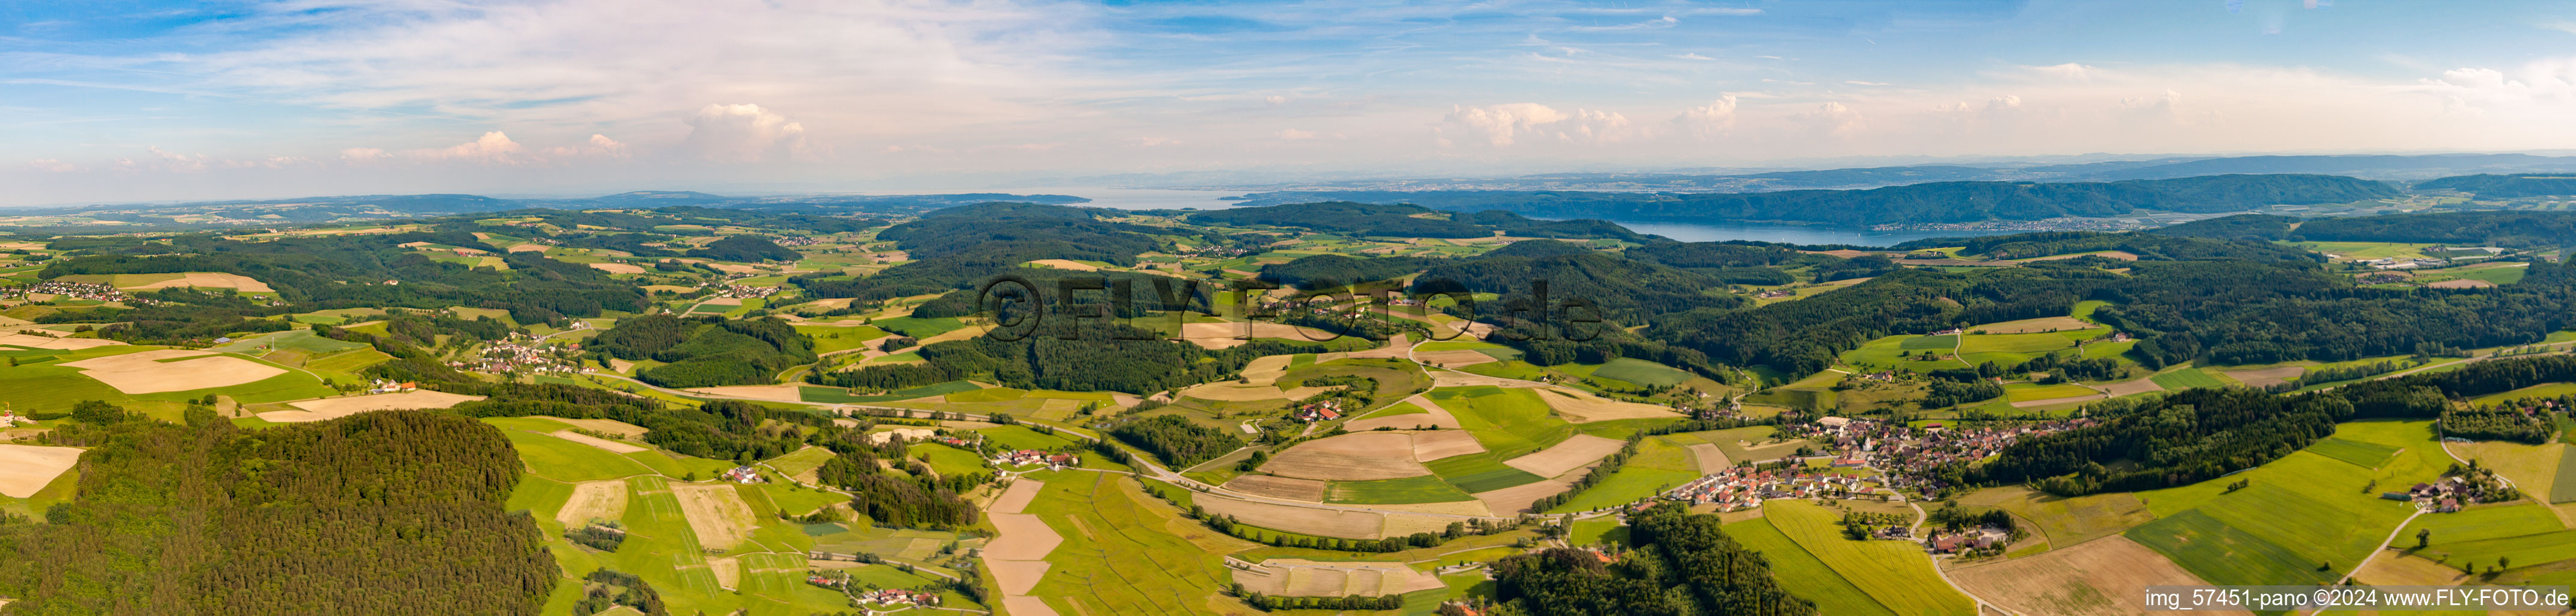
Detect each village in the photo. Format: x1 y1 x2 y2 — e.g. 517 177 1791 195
7 280 149 305
451 333 585 375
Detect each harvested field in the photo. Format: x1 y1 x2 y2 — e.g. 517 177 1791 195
1224 475 1328 502
1238 354 1292 385
707 557 740 590
0 444 81 498
2098 377 2164 397
866 427 938 445
1413 350 1498 368
1197 493 1386 538
123 272 275 292
1345 411 1456 431
507 244 549 253
586 262 647 274
1410 430 1485 461
987 509 1065 561
672 484 758 551
2354 552 2471 586
1428 369 1543 388
1177 383 1293 402
554 480 631 526
0 333 124 350
1473 478 1573 515
260 390 486 422
1949 535 2238 616
685 384 805 402
2427 279 2496 289
2219 366 2305 388
1687 443 1730 474
1230 558 1445 597
1380 513 1469 537
549 430 647 453
1977 316 2100 334
1503 434 1626 478
2011 393 2104 408
1261 432 1432 481
1534 387 1678 422
1343 334 1412 359
1177 322 1338 349
540 416 648 438
64 350 285 394
1025 259 1099 271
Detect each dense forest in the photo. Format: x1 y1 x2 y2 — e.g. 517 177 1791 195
813 328 1347 395
2294 210 2576 247
2415 174 2576 199
588 315 818 387
1891 230 2319 261
1213 174 2397 227
0 409 557 615
684 234 802 262
1108 415 1241 468
1487 502 1818 616
36 230 647 325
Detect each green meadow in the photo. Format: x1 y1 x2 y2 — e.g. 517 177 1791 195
1430 386 1574 459
1543 436 1702 513
1723 518 1897 616
1325 475 1478 505
1424 453 1548 493
1767 500 1975 616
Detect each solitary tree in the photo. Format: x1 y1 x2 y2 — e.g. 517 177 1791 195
2417 529 2432 549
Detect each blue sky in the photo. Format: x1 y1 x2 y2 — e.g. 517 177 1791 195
4 0 2574 205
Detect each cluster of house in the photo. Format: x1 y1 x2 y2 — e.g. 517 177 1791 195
1755 289 1798 299
717 466 764 484
450 336 582 375
1925 527 2012 554
2379 475 2510 513
712 283 780 299
1288 399 1347 423
2360 257 2450 270
13 281 143 304
856 588 944 607
0 408 29 428
994 449 1080 469
772 235 823 247
1785 416 2096 494
1657 467 1879 512
364 379 420 394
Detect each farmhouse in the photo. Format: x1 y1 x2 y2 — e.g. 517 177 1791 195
717 466 763 484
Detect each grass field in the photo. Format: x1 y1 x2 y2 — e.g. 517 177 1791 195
0 345 336 413
2149 366 2231 390
2004 383 2099 402
794 324 888 354
1021 472 1255 615
1839 335 1971 373
1424 453 1548 493
1430 386 1575 459
1956 486 2157 547
978 424 1083 452
1415 340 1508 352
2308 437 2402 468
1543 436 1700 513
1355 401 1429 420
798 379 978 403
1589 358 1693 387
1766 500 1976 616
1960 332 2076 354
302 348 393 373
1325 475 1478 504
873 316 966 339
2127 420 2447 584
764 446 835 478
502 430 659 482
1723 518 1898 616
910 442 989 478
2125 509 2334 587
2470 383 2576 406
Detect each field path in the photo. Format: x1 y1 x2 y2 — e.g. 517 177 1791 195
1914 501 2020 616
2300 508 2427 616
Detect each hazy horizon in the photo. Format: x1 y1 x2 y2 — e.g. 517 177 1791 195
9 0 2576 206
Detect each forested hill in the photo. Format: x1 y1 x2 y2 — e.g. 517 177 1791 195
2415 174 2576 198
1652 254 2576 375
1226 174 2397 227
1182 201 1648 240
1890 230 2319 261
0 409 557 615
2146 211 2576 247
792 202 1212 311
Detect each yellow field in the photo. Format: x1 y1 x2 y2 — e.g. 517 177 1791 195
1766 500 1977 616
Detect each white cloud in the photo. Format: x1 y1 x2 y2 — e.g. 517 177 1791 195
682 104 810 162
1672 96 1738 140
1276 129 1318 140
1791 102 1866 138
1845 80 1891 86
339 147 389 163
1439 103 1569 147
416 131 527 164
1436 103 1638 148
546 134 632 159
1676 53 1716 61
2026 63 2095 81
27 159 77 173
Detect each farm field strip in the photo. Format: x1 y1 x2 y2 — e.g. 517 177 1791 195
1722 518 1897 616
1765 500 1976 616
